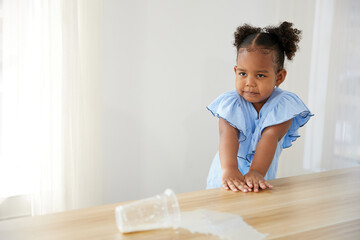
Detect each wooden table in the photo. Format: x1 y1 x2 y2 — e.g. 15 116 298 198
1 167 360 239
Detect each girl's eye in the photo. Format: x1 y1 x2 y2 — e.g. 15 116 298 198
257 74 266 78
239 72 247 77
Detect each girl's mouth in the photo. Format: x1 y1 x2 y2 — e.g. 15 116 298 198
243 91 259 96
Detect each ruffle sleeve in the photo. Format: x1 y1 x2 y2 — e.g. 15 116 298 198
250 90 313 153
206 90 247 142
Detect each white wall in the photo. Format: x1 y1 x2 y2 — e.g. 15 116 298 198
102 0 316 204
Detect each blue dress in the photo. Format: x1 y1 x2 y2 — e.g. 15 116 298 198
206 88 313 189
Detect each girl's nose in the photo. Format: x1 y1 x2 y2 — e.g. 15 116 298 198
245 77 256 86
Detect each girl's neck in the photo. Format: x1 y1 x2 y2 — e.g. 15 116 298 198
252 100 267 114
251 88 279 114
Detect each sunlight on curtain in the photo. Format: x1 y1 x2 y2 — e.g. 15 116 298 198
60 0 103 214
330 0 360 167
1 0 62 203
1 0 102 215
304 0 360 171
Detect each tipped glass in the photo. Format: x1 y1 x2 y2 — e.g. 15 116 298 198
115 189 181 233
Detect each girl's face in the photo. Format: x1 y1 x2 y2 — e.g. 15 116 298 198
234 48 286 113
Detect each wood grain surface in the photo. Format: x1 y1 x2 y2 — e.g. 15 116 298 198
0 167 359 239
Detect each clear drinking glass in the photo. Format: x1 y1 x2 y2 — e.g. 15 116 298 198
115 189 181 233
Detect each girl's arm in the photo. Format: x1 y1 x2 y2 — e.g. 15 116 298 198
219 118 252 192
245 119 293 192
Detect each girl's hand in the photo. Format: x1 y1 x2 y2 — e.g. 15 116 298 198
221 168 252 192
244 170 273 192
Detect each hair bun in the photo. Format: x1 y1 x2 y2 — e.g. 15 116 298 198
233 24 261 49
265 21 302 60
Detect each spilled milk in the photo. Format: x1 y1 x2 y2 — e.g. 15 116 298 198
179 209 267 240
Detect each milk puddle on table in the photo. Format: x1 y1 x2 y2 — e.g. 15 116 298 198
179 209 267 240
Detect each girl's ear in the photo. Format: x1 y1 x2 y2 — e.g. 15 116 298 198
275 69 287 87
234 65 237 73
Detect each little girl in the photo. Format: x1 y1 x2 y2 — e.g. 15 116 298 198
206 21 313 192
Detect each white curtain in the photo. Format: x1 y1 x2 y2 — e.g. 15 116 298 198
1 0 103 215
304 0 360 171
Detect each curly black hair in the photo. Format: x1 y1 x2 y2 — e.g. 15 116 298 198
233 21 302 71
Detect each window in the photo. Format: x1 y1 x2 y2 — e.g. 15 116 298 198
0 0 32 220
304 0 360 171
0 0 103 217
0 0 2 158
331 0 360 167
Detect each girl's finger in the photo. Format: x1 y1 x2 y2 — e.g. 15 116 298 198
227 181 239 192
259 181 267 189
265 181 273 189
238 184 249 193
233 180 244 191
254 183 259 192
243 181 253 192
244 183 252 192
246 178 253 188
234 181 250 193
222 181 230 190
